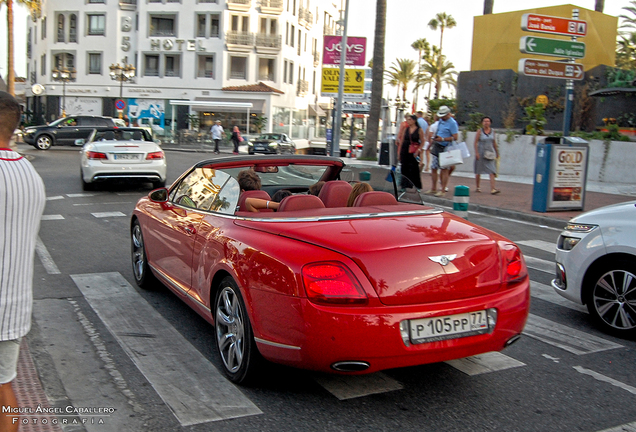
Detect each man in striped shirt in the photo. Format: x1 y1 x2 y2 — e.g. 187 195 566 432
0 91 46 432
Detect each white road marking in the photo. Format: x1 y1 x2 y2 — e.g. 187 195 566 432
35 236 61 274
524 314 622 355
574 366 636 395
524 255 554 273
91 211 127 218
41 214 65 220
541 354 560 363
517 239 557 254
46 195 64 201
71 272 261 425
75 202 133 206
67 193 95 198
465 212 562 231
445 352 525 376
597 421 636 432
531 280 587 313
313 373 403 400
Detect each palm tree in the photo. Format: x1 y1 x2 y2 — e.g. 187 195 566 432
1 0 41 95
420 52 457 100
385 58 416 101
620 1 636 31
595 0 604 13
483 0 494 14
616 33 636 71
428 12 457 99
361 0 386 160
411 38 430 110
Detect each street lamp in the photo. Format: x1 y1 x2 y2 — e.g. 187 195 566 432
109 62 135 118
51 67 76 118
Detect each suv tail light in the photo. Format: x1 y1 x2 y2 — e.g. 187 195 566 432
499 242 527 284
302 262 367 305
87 151 107 160
146 151 164 160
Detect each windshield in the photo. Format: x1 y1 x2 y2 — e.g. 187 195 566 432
222 164 327 188
258 134 281 140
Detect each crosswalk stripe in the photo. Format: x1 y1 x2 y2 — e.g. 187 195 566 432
71 272 262 426
91 211 127 218
523 314 623 355
35 236 61 274
531 280 587 313
41 214 65 220
46 195 64 201
445 352 525 376
313 373 403 400
517 240 556 254
524 255 554 273
597 421 636 432
574 366 636 395
67 193 95 198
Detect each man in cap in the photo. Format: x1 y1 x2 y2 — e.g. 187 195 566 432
429 105 458 197
210 120 224 154
0 91 46 432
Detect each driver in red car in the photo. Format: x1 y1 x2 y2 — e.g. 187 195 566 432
238 169 281 212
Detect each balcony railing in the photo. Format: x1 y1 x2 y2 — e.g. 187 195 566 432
258 73 274 81
297 79 309 96
255 33 281 49
313 50 320 66
323 24 335 36
228 0 251 11
299 7 313 28
226 31 255 48
260 0 283 13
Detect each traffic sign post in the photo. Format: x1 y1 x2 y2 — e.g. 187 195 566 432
115 99 126 111
519 36 585 59
518 59 583 80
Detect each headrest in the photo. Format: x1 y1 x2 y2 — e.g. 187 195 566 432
278 195 325 212
237 190 271 212
132 131 143 140
104 131 116 140
318 180 352 208
353 191 398 207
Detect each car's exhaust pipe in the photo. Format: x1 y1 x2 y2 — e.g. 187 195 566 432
331 361 370 372
505 334 522 347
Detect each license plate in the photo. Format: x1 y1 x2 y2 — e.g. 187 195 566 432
409 310 490 344
114 153 141 160
254 145 264 150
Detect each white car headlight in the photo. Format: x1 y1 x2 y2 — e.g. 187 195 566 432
559 236 581 251
564 223 597 233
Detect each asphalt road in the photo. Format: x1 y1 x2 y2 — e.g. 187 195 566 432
19 143 636 432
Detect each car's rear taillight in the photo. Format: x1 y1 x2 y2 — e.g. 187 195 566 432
302 262 367 305
499 242 527 283
146 151 164 160
87 151 107 160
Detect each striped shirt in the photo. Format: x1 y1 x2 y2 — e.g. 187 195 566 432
0 149 46 341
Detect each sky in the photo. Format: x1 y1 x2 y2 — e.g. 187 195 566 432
0 1 631 84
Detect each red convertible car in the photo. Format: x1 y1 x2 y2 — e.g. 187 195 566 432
131 155 529 384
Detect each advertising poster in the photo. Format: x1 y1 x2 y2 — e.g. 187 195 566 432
127 99 165 136
548 146 588 209
63 97 102 116
322 36 366 66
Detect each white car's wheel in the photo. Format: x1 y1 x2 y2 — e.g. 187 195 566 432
80 170 95 191
587 260 636 336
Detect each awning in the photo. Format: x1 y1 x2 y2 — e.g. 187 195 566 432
309 104 326 116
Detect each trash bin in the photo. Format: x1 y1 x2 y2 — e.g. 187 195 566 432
532 136 589 212
379 142 391 165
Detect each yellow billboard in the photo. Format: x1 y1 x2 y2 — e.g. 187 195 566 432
321 68 365 94
471 5 617 72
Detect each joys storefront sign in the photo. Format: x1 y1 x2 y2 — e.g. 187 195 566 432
322 36 366 66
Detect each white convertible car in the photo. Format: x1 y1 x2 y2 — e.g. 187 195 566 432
79 128 167 191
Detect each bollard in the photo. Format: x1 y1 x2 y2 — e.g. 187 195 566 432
359 171 371 182
453 185 470 218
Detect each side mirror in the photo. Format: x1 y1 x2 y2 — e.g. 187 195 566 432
149 188 168 203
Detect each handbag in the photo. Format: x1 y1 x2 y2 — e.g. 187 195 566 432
430 141 445 157
484 150 496 160
409 143 419 154
439 149 464 168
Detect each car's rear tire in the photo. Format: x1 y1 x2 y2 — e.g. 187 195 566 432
586 259 636 337
214 277 261 384
131 220 156 289
80 170 95 191
36 135 53 150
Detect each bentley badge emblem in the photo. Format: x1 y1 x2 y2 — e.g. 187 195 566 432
429 254 457 266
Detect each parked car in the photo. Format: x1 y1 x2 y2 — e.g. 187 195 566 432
553 201 636 336
79 128 166 191
248 133 296 154
23 115 118 150
131 155 530 384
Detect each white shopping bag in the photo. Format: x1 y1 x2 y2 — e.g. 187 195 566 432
439 149 464 168
448 141 470 159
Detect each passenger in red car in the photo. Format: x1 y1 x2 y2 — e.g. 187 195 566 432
308 181 325 196
347 182 373 207
237 169 261 191
245 189 291 212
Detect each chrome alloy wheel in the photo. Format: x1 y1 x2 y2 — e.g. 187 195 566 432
590 268 636 333
36 135 52 150
215 286 246 374
131 224 145 282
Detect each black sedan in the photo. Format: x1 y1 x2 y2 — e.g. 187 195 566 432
247 133 296 154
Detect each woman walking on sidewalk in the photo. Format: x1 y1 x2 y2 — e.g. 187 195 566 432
474 116 500 194
230 126 242 154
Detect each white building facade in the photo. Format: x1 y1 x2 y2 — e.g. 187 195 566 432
25 0 341 138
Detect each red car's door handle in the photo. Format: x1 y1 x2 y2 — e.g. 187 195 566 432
184 225 196 235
